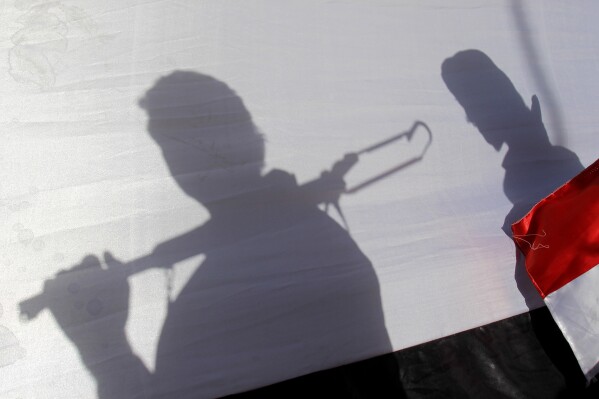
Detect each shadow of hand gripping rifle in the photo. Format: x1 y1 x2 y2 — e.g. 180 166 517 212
20 253 151 398
299 153 358 229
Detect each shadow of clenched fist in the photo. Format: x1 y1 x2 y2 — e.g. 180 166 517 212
43 252 130 365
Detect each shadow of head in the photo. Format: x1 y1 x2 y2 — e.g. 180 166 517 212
138 71 265 204
441 50 539 151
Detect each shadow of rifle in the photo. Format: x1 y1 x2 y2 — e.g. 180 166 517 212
19 120 432 320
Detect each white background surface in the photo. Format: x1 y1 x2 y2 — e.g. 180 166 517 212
1 1 598 397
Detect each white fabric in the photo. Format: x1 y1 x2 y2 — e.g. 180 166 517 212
1 1 599 397
546 265 599 381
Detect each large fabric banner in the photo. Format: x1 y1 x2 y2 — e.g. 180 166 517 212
1 1 598 397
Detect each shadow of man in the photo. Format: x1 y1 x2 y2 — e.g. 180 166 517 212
441 50 583 308
442 50 587 394
27 71 403 398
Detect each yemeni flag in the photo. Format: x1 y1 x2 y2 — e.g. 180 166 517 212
512 158 599 381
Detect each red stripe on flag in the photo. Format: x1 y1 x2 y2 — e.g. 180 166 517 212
512 158 599 298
